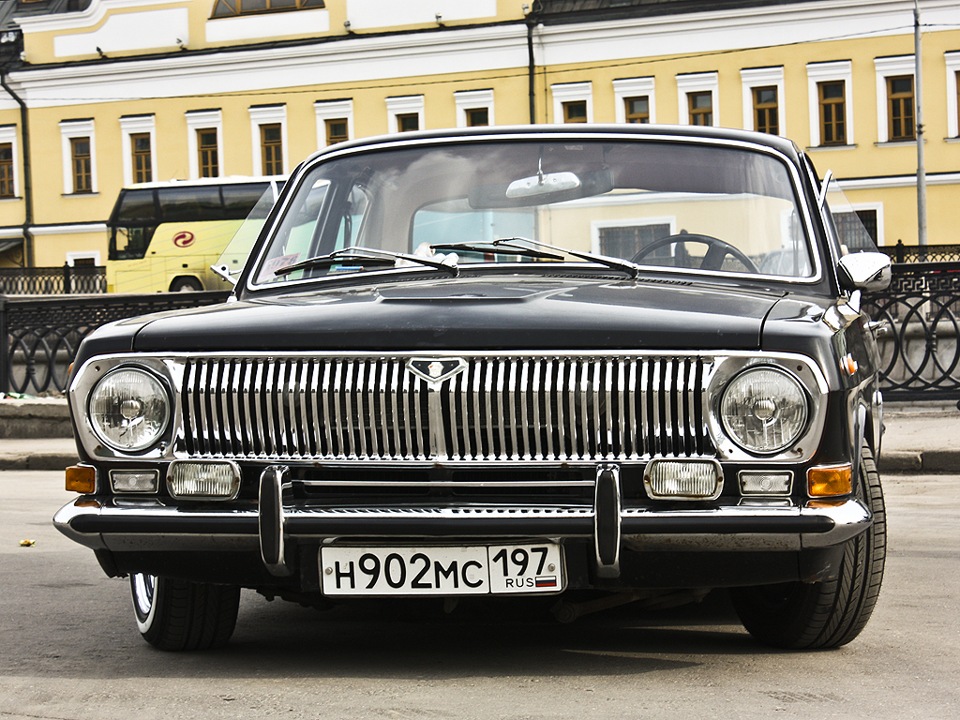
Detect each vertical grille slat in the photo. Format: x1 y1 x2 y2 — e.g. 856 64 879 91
181 354 714 462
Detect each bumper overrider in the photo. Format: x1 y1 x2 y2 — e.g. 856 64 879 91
54 461 872 590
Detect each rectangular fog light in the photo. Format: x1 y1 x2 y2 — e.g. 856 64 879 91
644 460 722 500
110 469 159 493
167 461 240 500
739 471 792 496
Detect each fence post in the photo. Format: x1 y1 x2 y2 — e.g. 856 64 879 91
0 295 8 394
63 262 72 294
895 239 905 263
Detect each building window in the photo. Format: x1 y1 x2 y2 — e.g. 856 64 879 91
752 86 779 135
455 89 494 128
325 118 349 145
211 0 325 17
886 76 915 141
818 81 846 145
260 123 283 175
624 97 650 124
614 77 655 124
597 223 673 259
688 92 713 126
197 129 219 178
71 138 93 194
315 99 354 149
677 73 718 127
562 101 587 123
130 133 152 184
0 143 13 198
60 119 97 195
465 108 489 127
387 96 424 134
249 105 287 176
551 82 593 124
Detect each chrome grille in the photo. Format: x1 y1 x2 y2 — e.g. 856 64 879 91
180 354 717 462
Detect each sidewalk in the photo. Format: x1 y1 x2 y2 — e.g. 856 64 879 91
0 400 958 473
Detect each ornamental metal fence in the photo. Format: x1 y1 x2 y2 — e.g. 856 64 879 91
2 260 960 400
0 291 230 395
0 265 107 295
863 261 960 401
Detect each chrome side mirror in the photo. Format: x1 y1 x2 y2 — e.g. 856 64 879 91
837 252 892 293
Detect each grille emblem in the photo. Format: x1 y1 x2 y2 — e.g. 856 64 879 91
407 357 467 385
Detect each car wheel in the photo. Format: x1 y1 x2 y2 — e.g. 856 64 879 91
130 573 241 651
169 277 203 292
730 446 886 649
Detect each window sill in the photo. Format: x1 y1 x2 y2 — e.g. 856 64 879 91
806 144 857 152
874 140 918 147
62 192 99 198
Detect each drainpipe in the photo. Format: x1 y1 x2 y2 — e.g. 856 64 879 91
0 69 34 267
526 17 537 124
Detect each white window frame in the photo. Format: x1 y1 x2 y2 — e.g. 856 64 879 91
119 114 156 187
59 119 97 195
455 89 495 128
807 61 854 148
551 82 593 124
676 72 719 127
186 109 224 179
591 217 677 255
741 67 785 135
314 99 354 150
875 55 916 144
613 77 656 124
0 124 21 198
66 250 102 266
386 95 424 134
946 52 960 139
249 104 288 176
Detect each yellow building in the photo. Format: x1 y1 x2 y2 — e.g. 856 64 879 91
0 0 957 274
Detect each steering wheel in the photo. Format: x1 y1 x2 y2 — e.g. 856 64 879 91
631 232 758 273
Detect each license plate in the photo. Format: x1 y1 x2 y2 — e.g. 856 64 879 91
320 543 564 596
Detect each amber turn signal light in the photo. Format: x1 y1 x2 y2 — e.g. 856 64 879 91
807 464 852 497
65 465 96 494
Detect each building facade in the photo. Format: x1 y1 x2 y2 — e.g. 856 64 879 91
0 0 957 271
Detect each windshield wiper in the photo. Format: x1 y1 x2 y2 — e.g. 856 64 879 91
492 237 642 278
429 241 564 261
273 246 459 278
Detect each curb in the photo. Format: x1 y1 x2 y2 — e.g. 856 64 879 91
0 452 78 471
878 450 959 474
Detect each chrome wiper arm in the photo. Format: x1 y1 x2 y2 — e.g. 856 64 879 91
429 241 564 261
492 237 642 278
273 245 459 278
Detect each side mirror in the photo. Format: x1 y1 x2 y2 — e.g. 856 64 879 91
837 252 891 293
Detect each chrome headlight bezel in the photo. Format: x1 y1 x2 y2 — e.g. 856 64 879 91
87 365 172 453
719 365 809 455
708 355 827 462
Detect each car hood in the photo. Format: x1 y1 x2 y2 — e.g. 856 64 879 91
127 276 787 353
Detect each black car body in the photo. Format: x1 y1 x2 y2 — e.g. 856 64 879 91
55 125 890 650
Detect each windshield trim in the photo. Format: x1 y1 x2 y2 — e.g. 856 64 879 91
241 131 825 295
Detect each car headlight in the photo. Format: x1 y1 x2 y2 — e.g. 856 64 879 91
719 366 808 455
88 367 171 452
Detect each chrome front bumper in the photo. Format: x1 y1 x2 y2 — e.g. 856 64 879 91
54 463 873 581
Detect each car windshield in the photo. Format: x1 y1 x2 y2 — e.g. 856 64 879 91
250 138 816 286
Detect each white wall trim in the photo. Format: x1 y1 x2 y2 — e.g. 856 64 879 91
314 99 355 150
874 55 915 142
248 104 288 176
551 81 593 124
454 89 495 128
30 223 108 236
119 114 156 187
676 72 718 127
207 8 329 44
946 52 960 139
386 95 425 133
59 118 97 195
612 77 656 124
740 66 785 135
806 60 854 147
0 124 21 198
185 109 223 179
837 172 960 190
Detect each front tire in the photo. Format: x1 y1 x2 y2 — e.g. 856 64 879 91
130 573 241 651
731 446 886 649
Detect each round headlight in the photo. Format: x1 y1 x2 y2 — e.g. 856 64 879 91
720 366 808 455
88 367 170 452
